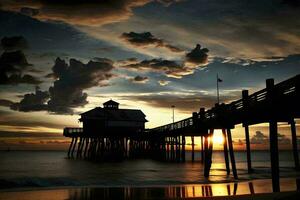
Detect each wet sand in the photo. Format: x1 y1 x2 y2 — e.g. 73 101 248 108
0 178 299 200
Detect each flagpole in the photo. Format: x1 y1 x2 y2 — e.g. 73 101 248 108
217 74 220 104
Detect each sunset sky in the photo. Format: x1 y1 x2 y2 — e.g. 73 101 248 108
0 0 300 150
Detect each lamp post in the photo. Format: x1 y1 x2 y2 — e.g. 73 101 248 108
171 105 175 124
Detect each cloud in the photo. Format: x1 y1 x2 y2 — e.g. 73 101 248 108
129 75 149 83
121 32 183 52
47 57 114 114
250 131 291 145
185 44 209 65
19 7 39 16
116 43 209 78
1 36 28 51
0 131 62 138
0 50 30 68
0 50 42 85
118 90 240 113
158 80 170 86
250 131 268 144
0 0 179 26
0 99 14 107
278 133 291 144
10 86 49 112
3 57 115 114
120 58 194 78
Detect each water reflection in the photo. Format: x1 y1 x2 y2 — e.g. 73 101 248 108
0 179 296 200
66 179 297 200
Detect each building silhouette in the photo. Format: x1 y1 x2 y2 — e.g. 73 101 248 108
79 100 147 136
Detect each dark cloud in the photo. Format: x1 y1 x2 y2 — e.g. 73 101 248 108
1 57 114 114
93 57 114 65
47 57 114 114
0 50 30 68
2 74 42 85
250 131 268 144
0 131 62 138
0 99 14 107
121 32 183 52
118 43 209 78
0 50 41 85
1 36 28 51
185 44 209 65
278 133 291 144
10 86 49 112
117 57 139 66
0 1 179 26
250 131 291 145
120 58 193 78
130 75 149 83
20 7 39 16
0 37 41 85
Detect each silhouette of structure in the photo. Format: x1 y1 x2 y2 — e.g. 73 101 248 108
64 100 147 160
64 74 300 192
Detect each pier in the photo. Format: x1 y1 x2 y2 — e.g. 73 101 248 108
64 74 300 192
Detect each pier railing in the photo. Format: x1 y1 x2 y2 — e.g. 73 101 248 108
63 127 83 137
150 74 299 134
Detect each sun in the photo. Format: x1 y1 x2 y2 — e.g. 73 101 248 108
212 131 224 145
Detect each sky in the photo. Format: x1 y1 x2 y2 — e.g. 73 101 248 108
0 0 300 150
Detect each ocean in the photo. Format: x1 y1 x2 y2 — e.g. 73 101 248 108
0 150 299 190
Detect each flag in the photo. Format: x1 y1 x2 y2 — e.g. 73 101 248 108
217 77 223 82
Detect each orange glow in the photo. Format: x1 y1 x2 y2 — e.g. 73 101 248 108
213 131 224 145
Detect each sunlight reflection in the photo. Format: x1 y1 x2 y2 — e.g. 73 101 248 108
0 178 297 200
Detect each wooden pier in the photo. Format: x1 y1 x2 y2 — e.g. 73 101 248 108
64 74 300 192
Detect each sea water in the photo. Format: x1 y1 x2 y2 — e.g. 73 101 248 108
0 150 299 190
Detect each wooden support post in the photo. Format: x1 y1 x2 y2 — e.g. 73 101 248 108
177 136 181 162
191 136 195 162
68 137 75 158
71 137 78 158
84 138 89 158
204 129 213 177
171 137 175 161
242 90 252 173
208 129 214 166
76 137 83 158
227 129 238 179
249 182 255 194
80 137 86 158
244 124 252 173
222 129 230 175
233 183 238 195
182 135 186 162
269 120 280 192
204 135 209 177
266 78 280 192
290 120 299 170
201 136 204 163
166 138 169 161
227 185 231 196
296 178 300 191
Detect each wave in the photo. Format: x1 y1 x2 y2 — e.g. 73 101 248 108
0 177 81 190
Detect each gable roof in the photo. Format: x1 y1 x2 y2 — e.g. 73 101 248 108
80 107 148 122
103 100 119 105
